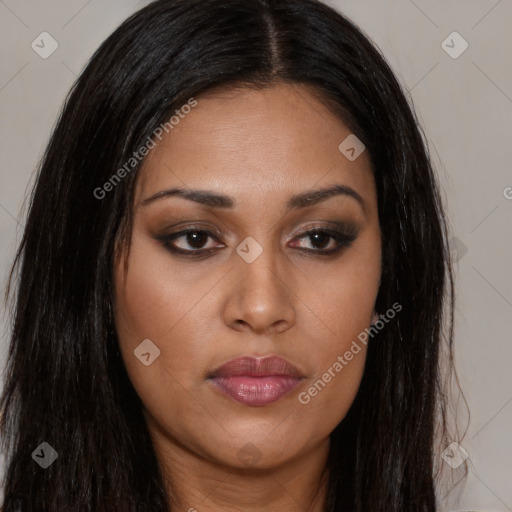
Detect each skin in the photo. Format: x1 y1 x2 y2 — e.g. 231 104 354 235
114 82 381 512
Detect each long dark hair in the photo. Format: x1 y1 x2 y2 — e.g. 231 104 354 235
1 0 464 510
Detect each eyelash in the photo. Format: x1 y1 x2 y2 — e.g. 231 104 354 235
156 224 359 258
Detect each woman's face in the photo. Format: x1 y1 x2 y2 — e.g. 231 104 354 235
114 83 381 470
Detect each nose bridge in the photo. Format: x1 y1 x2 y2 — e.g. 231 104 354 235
237 228 286 287
224 234 296 334
242 246 280 293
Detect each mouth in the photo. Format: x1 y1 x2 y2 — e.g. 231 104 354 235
207 355 305 407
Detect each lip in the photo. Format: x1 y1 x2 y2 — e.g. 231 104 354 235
208 356 305 407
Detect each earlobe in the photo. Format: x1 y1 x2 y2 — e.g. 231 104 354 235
371 311 379 326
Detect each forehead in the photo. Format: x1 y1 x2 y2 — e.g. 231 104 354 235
135 83 374 208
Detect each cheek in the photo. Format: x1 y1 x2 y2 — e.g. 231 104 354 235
113 235 228 427
293 235 380 421
297 279 376 438
298 225 381 343
296 347 367 431
114 243 199 378
114 246 184 339
113 260 207 447
114 232 217 353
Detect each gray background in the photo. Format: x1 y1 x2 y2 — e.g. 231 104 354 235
0 0 511 510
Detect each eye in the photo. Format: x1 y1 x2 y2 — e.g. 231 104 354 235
157 223 358 257
289 227 358 254
158 229 222 254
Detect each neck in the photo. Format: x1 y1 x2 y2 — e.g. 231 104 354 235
148 421 331 512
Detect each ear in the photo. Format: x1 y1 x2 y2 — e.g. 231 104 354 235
371 311 379 325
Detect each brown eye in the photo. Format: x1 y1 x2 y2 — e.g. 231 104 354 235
156 224 358 258
159 229 222 254
289 227 358 254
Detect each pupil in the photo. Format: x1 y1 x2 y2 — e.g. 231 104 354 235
187 231 208 249
311 232 329 249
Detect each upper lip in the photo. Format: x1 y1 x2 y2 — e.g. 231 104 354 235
209 355 305 378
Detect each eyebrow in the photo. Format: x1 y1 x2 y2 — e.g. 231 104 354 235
141 183 365 213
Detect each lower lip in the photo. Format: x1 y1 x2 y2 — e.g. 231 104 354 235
209 376 303 406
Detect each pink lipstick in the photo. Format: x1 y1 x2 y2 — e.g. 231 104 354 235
208 355 305 406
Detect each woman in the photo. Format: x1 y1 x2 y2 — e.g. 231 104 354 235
0 0 465 510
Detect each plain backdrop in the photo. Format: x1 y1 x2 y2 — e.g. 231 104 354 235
0 0 511 510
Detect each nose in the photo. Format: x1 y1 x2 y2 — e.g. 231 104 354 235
222 248 296 336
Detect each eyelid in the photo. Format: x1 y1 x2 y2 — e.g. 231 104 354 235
286 220 359 241
159 220 358 241
160 220 223 237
